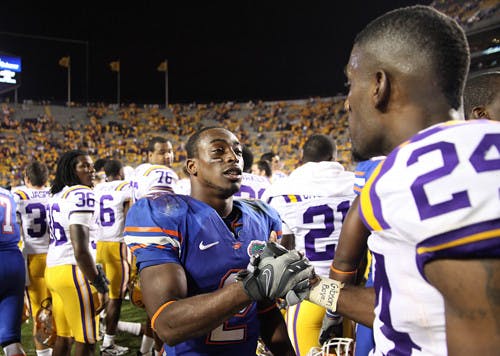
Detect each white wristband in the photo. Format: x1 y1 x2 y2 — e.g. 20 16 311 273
307 275 344 311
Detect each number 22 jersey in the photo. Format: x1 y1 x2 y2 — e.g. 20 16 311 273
124 193 282 355
359 120 500 355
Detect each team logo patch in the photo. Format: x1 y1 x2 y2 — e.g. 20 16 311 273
247 240 267 257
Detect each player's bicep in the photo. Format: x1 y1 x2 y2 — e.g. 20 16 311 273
331 197 369 274
139 262 188 319
425 258 500 355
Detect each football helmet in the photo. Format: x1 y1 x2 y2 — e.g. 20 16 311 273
306 337 354 356
35 298 57 347
128 275 145 309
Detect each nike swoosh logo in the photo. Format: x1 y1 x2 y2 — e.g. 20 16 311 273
199 241 220 250
262 269 272 295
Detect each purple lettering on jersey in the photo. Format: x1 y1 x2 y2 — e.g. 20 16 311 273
99 195 116 226
372 252 422 355
25 202 48 238
408 141 470 220
470 133 500 172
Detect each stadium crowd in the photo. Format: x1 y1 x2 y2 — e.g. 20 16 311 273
0 1 499 356
0 97 352 189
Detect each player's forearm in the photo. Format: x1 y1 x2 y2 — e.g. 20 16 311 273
337 285 375 327
70 224 98 281
152 282 251 346
74 248 98 281
258 306 295 355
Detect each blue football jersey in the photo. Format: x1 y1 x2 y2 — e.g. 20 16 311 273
0 187 21 250
125 193 282 355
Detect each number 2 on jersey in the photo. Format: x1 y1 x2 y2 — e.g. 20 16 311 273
303 201 350 261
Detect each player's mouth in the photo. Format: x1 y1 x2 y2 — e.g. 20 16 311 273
223 167 242 181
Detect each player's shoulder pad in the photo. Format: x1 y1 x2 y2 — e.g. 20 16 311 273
13 189 29 200
131 192 190 221
237 198 280 219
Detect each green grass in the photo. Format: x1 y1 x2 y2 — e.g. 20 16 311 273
17 299 148 355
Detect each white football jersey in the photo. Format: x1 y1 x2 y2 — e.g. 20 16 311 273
131 163 179 202
234 172 271 200
46 185 99 267
359 120 500 355
13 187 51 254
261 161 356 276
94 180 132 242
176 178 191 196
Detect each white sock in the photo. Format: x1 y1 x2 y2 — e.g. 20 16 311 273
36 349 52 356
3 342 26 356
102 334 115 348
140 335 154 354
117 320 142 336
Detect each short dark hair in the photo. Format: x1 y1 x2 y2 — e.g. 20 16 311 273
51 150 88 194
147 136 168 153
302 134 336 163
256 160 272 178
94 158 108 172
242 146 254 173
354 5 469 110
25 161 49 187
104 159 123 177
185 126 220 159
464 71 500 117
260 151 276 163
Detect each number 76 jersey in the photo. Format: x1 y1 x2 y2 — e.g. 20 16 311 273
359 119 500 355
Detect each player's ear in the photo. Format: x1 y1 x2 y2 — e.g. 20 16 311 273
185 158 197 176
373 69 390 112
471 106 488 120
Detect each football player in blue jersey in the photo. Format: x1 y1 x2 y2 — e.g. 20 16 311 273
125 127 312 355
0 187 26 356
314 5 500 355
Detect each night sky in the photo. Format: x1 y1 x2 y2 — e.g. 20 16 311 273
1 1 430 105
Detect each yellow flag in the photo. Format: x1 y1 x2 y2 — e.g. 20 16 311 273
58 56 70 68
157 61 168 72
110 61 120 72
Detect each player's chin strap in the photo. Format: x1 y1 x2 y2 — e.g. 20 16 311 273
306 275 344 310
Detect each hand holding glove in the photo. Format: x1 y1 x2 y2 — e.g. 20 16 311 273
238 242 315 302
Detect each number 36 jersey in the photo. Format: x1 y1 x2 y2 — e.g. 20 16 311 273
46 185 98 267
359 120 500 355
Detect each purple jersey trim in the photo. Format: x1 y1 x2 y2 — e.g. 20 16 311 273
416 218 500 280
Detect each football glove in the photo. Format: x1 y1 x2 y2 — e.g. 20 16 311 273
238 242 314 301
319 309 344 345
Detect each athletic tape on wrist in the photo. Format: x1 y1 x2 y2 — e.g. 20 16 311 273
307 276 344 311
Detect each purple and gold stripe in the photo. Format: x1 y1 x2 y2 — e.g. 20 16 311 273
72 265 97 343
62 185 90 199
359 152 396 231
283 195 302 203
14 190 28 200
416 218 500 278
116 181 130 191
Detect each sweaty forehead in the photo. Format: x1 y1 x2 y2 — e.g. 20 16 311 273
200 128 239 146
